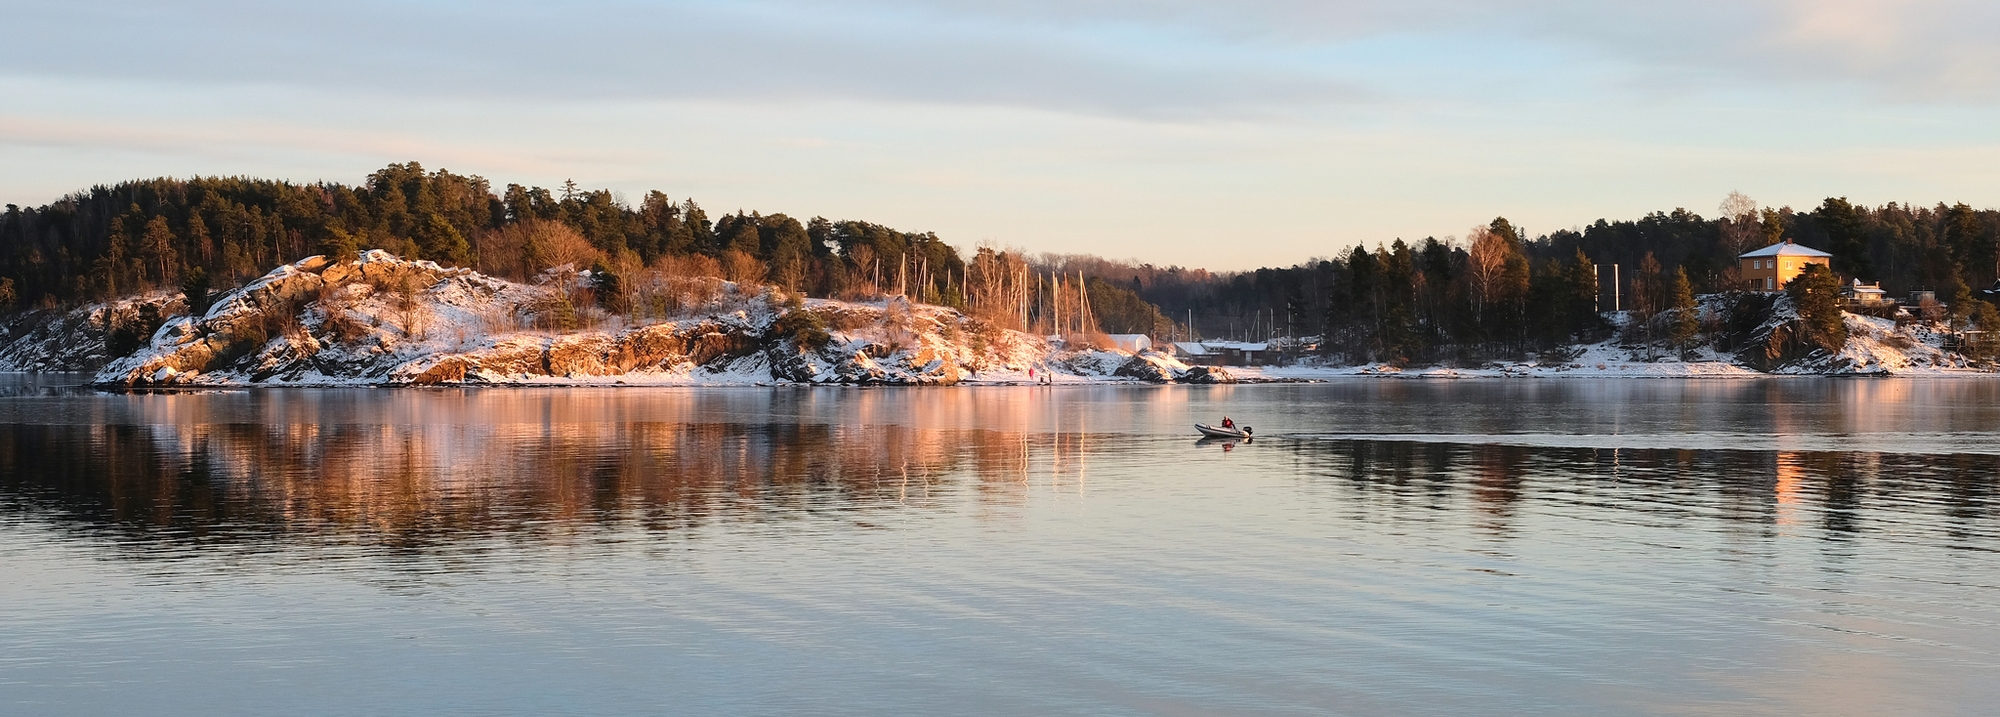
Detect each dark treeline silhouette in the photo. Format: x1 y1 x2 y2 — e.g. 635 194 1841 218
6 168 1998 362
0 162 968 310
1069 197 2000 363
0 162 1181 343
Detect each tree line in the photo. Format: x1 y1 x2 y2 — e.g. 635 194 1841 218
6 168 1997 362
0 162 1171 343
1066 195 2000 363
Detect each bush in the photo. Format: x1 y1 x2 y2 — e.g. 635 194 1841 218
181 267 214 318
105 303 165 358
590 261 629 315
771 308 832 349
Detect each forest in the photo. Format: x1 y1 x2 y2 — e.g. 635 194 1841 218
0 163 1171 344
1111 193 2000 364
3 165 1998 364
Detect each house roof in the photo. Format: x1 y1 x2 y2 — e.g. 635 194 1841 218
1201 341 1270 351
1739 241 1832 259
1172 342 1212 355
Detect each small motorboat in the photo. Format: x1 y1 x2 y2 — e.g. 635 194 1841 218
1195 423 1251 440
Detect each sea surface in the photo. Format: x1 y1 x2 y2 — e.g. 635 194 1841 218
2 376 1997 716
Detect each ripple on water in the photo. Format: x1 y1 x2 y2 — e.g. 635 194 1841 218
0 382 1997 715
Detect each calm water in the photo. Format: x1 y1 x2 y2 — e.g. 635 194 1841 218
2 377 1998 716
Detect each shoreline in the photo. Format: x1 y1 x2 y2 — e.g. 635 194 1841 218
30 367 2000 392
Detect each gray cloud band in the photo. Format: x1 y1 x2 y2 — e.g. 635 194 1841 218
3 0 1998 117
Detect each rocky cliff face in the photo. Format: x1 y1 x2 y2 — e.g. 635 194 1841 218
0 294 183 373
85 252 1204 388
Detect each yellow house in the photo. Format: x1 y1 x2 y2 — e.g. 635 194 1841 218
1739 240 1832 292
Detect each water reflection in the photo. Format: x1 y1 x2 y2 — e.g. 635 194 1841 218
6 383 2000 715
0 420 1071 552
1285 437 2000 546
3 385 1996 557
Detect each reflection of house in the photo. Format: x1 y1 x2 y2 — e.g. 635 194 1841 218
1739 240 1831 291
1107 334 1152 353
1846 279 1887 305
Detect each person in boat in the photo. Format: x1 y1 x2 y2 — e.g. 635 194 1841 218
1221 416 1235 429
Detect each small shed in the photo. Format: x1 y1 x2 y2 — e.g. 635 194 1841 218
1107 334 1152 353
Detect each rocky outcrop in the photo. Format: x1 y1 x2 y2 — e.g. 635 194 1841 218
1114 353 1180 383
1176 366 1236 384
0 294 185 373
90 252 1073 388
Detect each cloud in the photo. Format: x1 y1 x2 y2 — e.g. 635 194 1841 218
0 0 1368 119
7 0 1998 120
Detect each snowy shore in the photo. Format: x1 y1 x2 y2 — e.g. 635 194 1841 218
3 252 1995 388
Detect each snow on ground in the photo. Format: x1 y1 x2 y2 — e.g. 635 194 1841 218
90 252 1226 388
1239 345 1766 381
24 252 2000 386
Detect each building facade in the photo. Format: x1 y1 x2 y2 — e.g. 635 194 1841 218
1739 240 1832 292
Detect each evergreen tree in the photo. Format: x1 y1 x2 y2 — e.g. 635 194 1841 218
413 213 473 266
1668 267 1699 356
1946 274 1975 323
1816 197 1874 279
590 260 626 314
1760 207 1787 245
683 200 717 255
1786 264 1847 353
140 215 178 287
1943 203 1990 288
181 267 214 317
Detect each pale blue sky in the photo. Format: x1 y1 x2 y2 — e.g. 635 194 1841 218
4 0 1998 269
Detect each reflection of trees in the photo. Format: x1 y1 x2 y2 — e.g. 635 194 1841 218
1470 445 1529 536
0 406 1081 552
1289 438 2000 540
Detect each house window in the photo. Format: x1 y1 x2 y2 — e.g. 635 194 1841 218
1766 277 1774 290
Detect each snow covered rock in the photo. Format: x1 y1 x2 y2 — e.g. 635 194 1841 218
1177 366 1236 384
87 252 1098 387
1114 352 1189 383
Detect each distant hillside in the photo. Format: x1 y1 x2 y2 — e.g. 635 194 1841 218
5 166 1998 369
82 252 1221 388
0 162 1175 342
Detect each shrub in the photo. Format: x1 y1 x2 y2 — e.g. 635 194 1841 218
771 308 832 349
105 303 165 358
181 268 214 318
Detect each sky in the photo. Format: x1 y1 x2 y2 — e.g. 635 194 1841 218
4 0 2000 270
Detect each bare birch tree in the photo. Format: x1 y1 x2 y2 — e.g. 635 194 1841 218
1465 226 1509 325
1718 191 1760 256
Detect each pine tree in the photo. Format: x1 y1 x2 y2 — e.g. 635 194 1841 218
140 215 178 287
1668 267 1699 356
181 267 214 318
1786 264 1847 353
413 213 473 266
